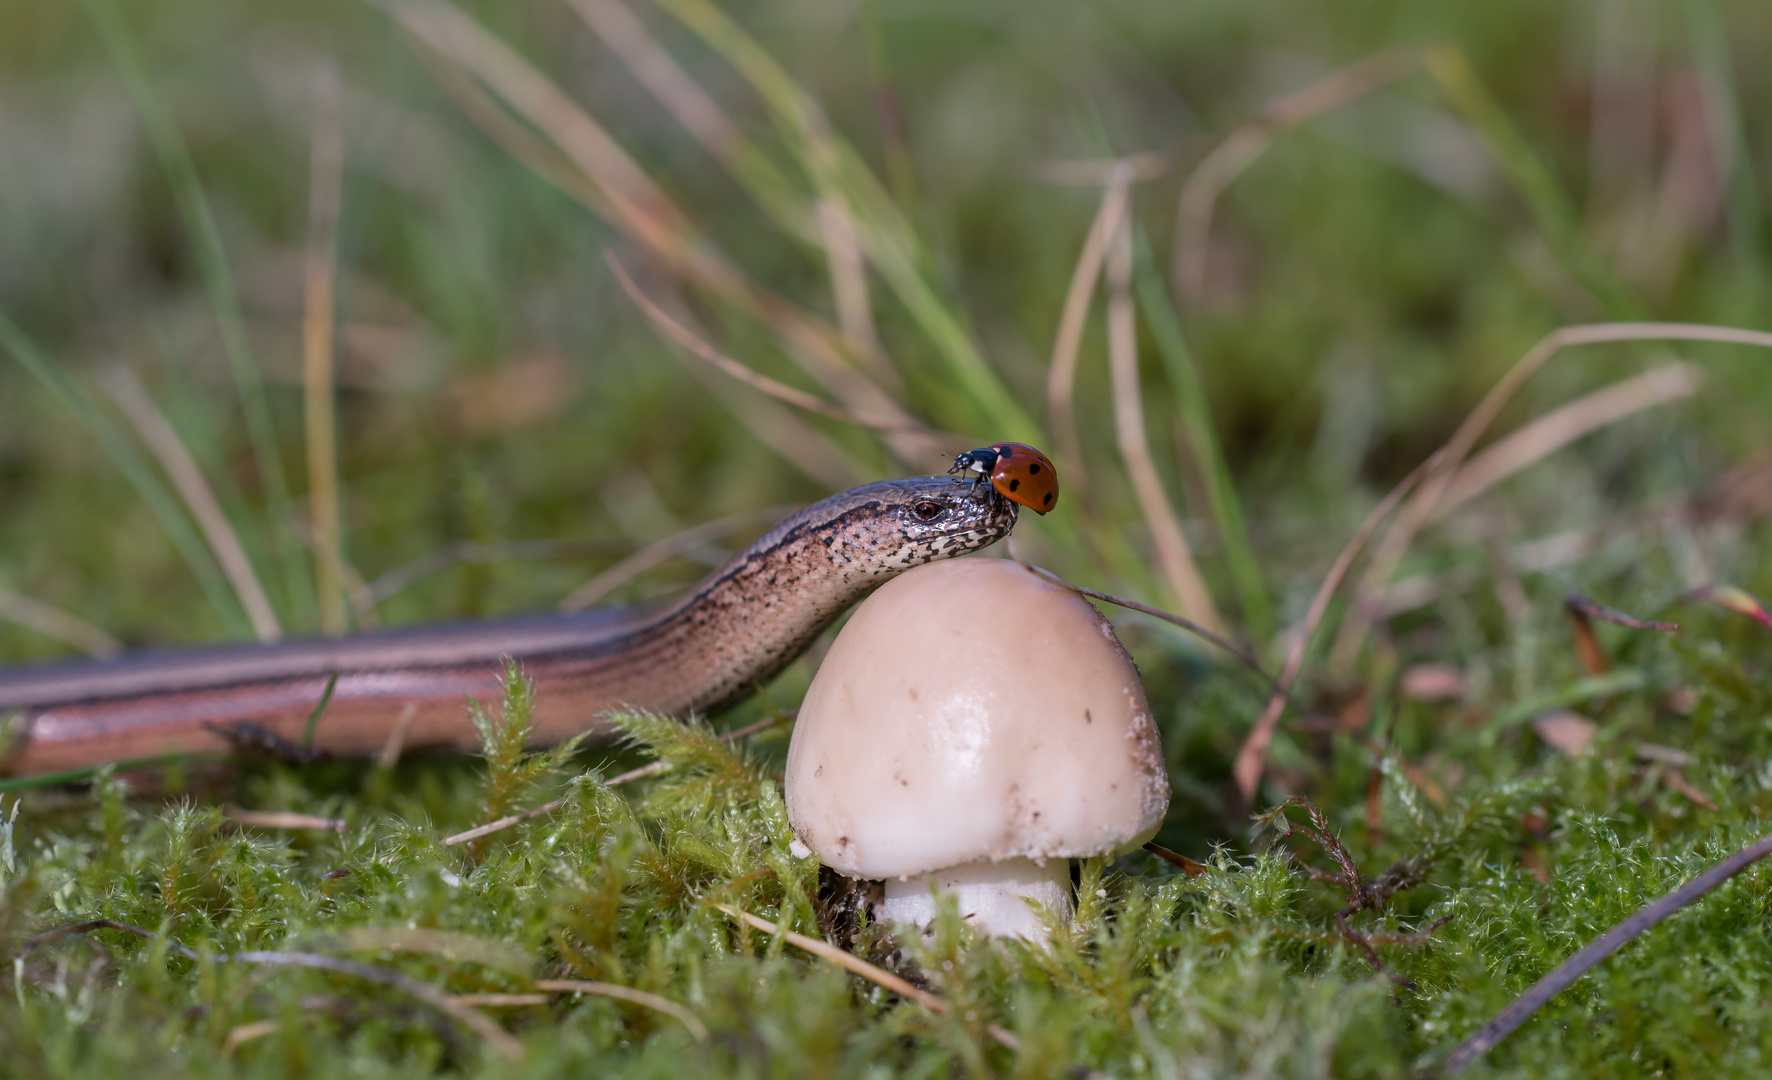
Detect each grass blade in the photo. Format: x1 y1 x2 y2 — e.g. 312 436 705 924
1045 171 1129 497
1425 45 1643 319
644 0 1038 438
84 0 313 626
0 589 122 658
0 313 246 636
1172 47 1425 305
1682 0 1771 302
1132 225 1271 641
1334 322 1772 669
1434 362 1702 516
1106 217 1224 634
100 366 283 643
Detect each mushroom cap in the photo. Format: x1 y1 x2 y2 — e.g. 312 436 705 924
784 558 1169 880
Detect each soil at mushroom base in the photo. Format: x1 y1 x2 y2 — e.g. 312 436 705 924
783 557 1169 942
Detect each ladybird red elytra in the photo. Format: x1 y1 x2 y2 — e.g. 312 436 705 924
949 441 1060 514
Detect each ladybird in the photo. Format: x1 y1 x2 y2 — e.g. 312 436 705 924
949 442 1060 514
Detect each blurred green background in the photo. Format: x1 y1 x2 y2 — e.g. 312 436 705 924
3 0 1765 661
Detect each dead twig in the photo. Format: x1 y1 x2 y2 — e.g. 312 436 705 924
1143 842 1208 876
714 904 1032 1055
1563 587 1678 677
1563 590 1677 632
1255 796 1440 983
1443 830 1772 1073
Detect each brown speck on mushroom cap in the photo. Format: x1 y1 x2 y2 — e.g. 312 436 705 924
783 558 1169 881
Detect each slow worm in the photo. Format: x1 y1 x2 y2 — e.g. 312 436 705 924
0 476 1016 777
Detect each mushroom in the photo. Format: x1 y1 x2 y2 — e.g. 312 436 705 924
784 558 1169 941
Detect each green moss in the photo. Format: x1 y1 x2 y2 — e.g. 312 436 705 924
3 0 1772 1073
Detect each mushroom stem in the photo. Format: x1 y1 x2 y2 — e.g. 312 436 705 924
880 856 1073 941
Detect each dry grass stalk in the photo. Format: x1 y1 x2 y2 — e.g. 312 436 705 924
1333 322 1772 670
558 504 793 613
224 806 347 832
0 589 121 658
1229 453 1440 814
451 993 550 1007
1106 216 1225 634
411 42 616 218
302 64 348 635
713 904 1029 1055
644 272 873 490
815 196 885 360
1046 165 1131 492
568 0 743 163
1036 152 1171 186
534 979 708 1041
220 1018 283 1059
608 256 924 436
376 703 418 770
1173 47 1426 303
1434 362 1702 516
100 366 282 643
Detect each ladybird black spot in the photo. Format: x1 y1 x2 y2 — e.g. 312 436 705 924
1009 479 1021 492
1043 493 1054 505
1028 463 1041 474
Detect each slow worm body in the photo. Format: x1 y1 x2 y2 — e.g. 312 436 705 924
0 477 1017 776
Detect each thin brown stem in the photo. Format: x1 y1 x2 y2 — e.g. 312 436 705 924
1229 453 1439 815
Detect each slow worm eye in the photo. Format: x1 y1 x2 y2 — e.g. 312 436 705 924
912 500 947 522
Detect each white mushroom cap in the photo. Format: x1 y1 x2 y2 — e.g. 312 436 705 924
784 558 1169 883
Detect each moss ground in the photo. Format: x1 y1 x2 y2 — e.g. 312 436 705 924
2 0 1771 1075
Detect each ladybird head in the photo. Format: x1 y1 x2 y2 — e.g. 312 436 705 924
948 447 1000 477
